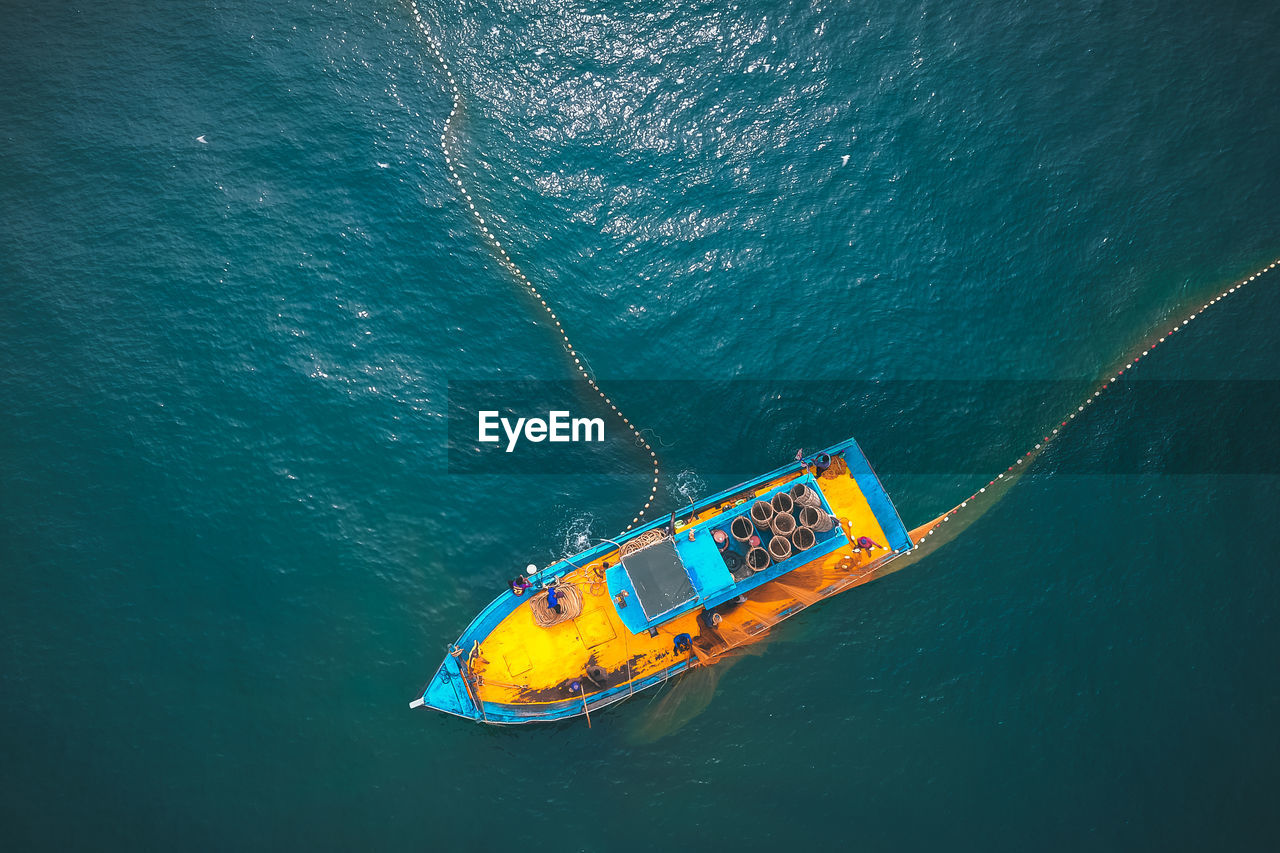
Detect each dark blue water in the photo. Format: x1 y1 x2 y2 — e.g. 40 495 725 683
3 0 1278 849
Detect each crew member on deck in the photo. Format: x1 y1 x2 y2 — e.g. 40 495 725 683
547 583 563 615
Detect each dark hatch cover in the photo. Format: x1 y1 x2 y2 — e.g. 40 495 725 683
620 538 696 620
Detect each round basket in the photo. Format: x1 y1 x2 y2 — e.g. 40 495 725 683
770 511 796 536
746 547 771 572
789 483 821 508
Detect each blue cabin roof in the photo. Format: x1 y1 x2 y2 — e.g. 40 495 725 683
606 473 851 634
674 529 735 597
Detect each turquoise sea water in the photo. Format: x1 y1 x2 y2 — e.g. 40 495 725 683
3 0 1279 848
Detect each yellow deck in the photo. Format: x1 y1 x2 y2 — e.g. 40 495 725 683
466 459 899 713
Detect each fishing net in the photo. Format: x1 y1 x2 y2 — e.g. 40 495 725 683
707 612 770 647
819 455 849 480
770 579 823 607
624 661 726 744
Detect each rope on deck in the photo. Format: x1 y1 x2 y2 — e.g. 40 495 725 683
913 257 1280 545
620 528 667 557
408 3 659 532
528 584 583 627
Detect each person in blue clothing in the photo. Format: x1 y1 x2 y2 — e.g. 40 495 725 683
546 583 563 615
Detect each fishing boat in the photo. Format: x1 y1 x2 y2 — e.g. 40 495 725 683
411 436 915 723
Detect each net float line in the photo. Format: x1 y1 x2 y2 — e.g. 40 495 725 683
408 3 659 531
911 256 1280 546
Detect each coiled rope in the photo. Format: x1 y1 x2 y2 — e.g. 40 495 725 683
408 3 659 531
913 257 1280 544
